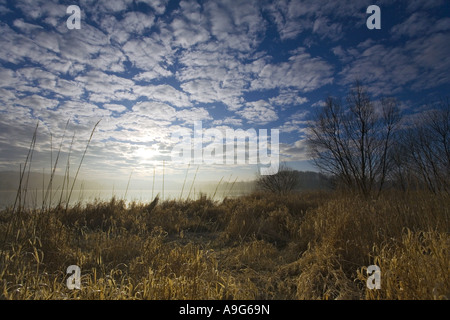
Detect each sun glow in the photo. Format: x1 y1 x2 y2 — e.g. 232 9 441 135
134 146 159 163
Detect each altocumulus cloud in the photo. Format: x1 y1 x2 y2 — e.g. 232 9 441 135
0 0 448 182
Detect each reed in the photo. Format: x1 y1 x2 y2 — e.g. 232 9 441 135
212 176 224 199
65 119 101 211
180 163 190 201
124 169 133 201
44 120 69 211
187 166 199 200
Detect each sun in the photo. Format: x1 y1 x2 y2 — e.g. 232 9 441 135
134 146 158 163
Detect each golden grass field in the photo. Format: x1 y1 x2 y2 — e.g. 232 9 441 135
0 189 449 300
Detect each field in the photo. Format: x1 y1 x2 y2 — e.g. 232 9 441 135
0 189 448 300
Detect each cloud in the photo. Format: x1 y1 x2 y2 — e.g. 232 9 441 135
75 70 135 103
122 37 174 78
251 48 334 92
169 0 210 48
312 17 343 41
391 12 450 39
133 101 176 121
279 110 310 134
212 117 243 127
16 94 59 112
176 45 250 108
204 0 266 51
405 0 444 12
176 107 212 123
236 100 278 125
13 19 44 32
267 0 371 41
280 139 311 161
98 11 155 45
133 84 192 108
137 0 169 15
269 89 309 107
103 103 127 113
92 0 134 13
15 0 67 21
338 32 450 95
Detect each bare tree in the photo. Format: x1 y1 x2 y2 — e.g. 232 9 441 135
256 163 299 195
306 82 401 197
401 99 450 194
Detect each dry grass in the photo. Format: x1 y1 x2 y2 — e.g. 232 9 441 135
0 189 448 300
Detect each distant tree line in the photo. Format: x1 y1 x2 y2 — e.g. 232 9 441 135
255 164 331 195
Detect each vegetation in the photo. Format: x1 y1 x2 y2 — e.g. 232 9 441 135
0 189 448 300
306 82 449 197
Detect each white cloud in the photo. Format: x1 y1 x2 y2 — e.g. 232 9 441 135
0 67 20 88
176 107 212 123
169 0 210 48
15 0 67 21
16 94 59 112
133 84 192 108
405 0 444 12
269 89 309 107
95 0 133 13
312 17 343 41
13 19 44 32
267 0 371 41
103 104 127 113
391 13 450 39
123 37 174 78
251 48 334 92
279 110 310 134
122 11 155 33
237 100 278 125
75 70 135 102
206 0 266 51
137 0 169 15
338 32 450 95
180 79 217 104
280 139 311 161
170 17 210 48
212 117 243 127
132 101 176 121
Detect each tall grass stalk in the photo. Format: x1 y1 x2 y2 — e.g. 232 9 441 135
180 163 190 201
65 120 100 211
162 160 165 201
152 167 155 200
124 169 133 201
22 122 38 209
225 177 238 198
212 176 224 199
222 174 233 199
43 120 69 210
59 133 75 207
188 166 199 200
13 121 39 213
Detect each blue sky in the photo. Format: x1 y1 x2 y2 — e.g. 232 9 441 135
0 0 449 188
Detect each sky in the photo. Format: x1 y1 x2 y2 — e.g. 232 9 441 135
0 0 449 191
